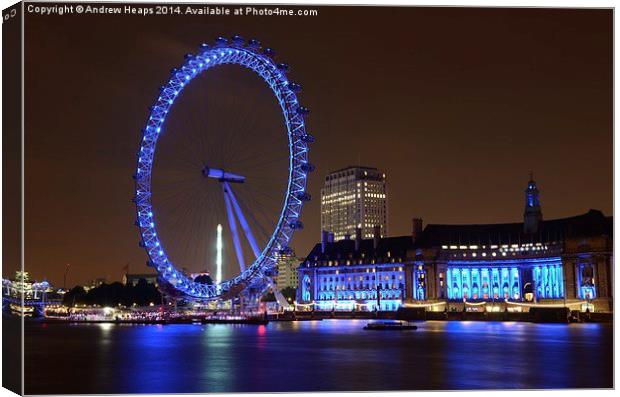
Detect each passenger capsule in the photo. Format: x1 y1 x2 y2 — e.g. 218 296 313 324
247 39 261 49
296 192 311 201
215 36 229 46
289 220 304 230
301 134 315 143
231 34 245 46
279 247 294 255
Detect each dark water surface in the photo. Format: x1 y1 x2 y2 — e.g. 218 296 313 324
25 320 613 394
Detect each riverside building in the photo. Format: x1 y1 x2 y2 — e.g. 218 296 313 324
298 176 613 313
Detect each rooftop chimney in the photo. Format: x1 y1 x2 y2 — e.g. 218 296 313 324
412 218 423 242
321 230 329 253
373 225 381 250
355 227 362 251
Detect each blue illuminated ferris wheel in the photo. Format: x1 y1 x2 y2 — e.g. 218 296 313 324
133 35 314 300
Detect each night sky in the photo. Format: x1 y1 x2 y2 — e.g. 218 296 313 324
10 5 612 287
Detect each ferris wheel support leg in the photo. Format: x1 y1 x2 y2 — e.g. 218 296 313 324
223 182 261 258
265 276 291 310
223 185 246 273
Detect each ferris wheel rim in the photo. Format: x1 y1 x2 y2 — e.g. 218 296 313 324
133 36 312 300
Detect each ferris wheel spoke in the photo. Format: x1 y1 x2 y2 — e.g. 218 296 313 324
225 153 289 173
239 183 286 206
218 95 263 164
160 130 203 170
236 185 280 208
182 196 209 270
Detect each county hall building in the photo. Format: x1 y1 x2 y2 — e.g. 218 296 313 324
297 177 613 312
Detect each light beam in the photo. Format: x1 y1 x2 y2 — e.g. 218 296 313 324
216 224 223 284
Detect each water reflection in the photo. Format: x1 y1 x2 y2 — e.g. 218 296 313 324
25 320 612 394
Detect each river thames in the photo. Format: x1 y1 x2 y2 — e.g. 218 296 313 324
25 319 612 394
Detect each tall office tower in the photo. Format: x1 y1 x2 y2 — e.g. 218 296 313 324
275 250 301 290
321 166 388 241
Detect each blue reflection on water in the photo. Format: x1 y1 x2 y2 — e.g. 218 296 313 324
25 320 612 394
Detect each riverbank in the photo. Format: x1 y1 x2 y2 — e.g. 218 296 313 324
40 317 269 325
270 308 613 323
22 307 613 325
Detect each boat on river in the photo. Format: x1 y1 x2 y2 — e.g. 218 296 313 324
363 320 417 331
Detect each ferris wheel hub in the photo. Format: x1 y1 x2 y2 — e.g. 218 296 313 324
202 167 246 183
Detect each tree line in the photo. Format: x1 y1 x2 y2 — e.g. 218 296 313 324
63 279 162 307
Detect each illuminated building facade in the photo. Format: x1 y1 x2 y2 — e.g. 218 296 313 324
298 227 408 311
299 177 613 312
412 207 612 312
321 166 388 241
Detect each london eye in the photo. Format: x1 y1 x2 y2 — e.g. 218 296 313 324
133 35 314 301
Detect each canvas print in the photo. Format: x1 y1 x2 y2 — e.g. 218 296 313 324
1 1 614 395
